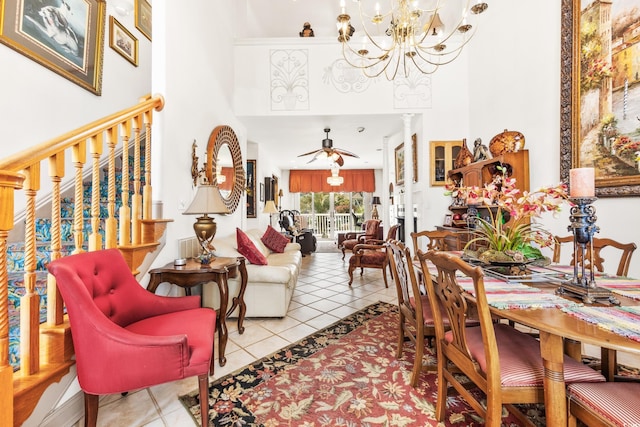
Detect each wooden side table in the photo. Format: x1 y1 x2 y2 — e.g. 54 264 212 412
147 256 248 367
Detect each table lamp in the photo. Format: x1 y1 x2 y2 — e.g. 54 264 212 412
183 185 229 259
371 196 381 220
263 200 278 227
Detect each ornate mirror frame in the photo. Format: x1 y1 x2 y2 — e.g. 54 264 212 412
560 0 640 197
206 125 245 213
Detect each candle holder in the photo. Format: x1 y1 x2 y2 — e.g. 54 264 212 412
557 197 619 304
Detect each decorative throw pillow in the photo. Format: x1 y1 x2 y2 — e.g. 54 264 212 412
236 228 268 265
261 225 289 253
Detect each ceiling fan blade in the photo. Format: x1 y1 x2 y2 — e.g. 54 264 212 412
335 148 360 158
298 149 321 158
335 154 344 167
306 150 327 163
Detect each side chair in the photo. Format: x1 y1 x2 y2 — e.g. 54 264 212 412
340 218 381 259
411 229 461 257
554 235 638 381
347 224 399 288
386 240 478 387
48 249 216 427
417 249 605 427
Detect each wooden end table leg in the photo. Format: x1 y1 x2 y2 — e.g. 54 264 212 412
216 272 229 367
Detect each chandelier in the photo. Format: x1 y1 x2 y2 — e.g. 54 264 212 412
337 0 488 80
327 163 344 186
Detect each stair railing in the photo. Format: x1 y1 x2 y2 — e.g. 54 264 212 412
0 94 164 426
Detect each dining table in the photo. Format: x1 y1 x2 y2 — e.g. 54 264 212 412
421 258 640 426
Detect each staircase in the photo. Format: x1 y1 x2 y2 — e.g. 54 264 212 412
0 95 169 426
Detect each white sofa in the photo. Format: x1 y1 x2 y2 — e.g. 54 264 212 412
202 228 302 318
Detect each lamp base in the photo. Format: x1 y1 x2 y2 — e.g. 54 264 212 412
193 214 217 255
371 206 379 220
557 282 620 305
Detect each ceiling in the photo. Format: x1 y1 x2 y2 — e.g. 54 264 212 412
237 0 406 171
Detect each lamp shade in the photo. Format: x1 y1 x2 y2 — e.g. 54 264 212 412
371 196 381 205
183 185 229 215
263 200 278 214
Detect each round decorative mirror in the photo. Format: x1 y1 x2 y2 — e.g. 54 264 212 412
206 125 245 213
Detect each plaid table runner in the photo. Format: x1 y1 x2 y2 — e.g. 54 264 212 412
562 306 640 342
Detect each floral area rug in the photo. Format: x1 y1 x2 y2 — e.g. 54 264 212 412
179 301 547 426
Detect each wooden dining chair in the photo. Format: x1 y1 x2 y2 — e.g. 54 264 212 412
554 235 638 381
567 382 640 427
553 235 637 277
387 240 478 387
411 230 461 257
417 249 605 427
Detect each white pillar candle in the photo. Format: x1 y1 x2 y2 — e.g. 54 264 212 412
569 167 595 197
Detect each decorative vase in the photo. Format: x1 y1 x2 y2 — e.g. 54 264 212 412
489 129 525 157
454 138 474 169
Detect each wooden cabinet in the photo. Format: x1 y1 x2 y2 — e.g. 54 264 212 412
430 140 462 186
447 150 529 191
445 150 530 229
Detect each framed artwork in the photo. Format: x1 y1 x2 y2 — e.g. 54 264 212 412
443 214 453 227
135 0 152 41
560 0 640 197
260 182 265 202
109 16 138 66
394 134 418 186
0 0 106 95
246 160 256 218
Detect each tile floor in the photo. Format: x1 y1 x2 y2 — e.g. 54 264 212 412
90 247 397 426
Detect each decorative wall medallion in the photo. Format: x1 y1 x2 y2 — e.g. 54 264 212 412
393 71 432 109
270 49 309 111
323 59 372 93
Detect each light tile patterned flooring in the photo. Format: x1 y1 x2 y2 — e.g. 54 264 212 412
91 248 396 426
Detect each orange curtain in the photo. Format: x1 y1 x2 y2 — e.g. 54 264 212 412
219 166 233 191
289 169 375 193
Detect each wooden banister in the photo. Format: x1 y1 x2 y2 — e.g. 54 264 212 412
0 94 165 426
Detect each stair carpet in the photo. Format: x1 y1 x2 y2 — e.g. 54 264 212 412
7 163 139 371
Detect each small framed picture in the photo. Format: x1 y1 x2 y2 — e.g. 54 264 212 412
135 0 152 41
109 17 138 66
443 214 453 227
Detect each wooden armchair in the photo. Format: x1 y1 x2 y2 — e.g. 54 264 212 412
417 250 604 426
554 235 637 381
340 218 381 259
347 224 399 288
48 249 216 427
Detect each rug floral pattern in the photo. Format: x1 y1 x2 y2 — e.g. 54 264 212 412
180 302 547 426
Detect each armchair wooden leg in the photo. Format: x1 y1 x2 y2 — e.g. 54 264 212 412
198 374 210 427
84 392 99 427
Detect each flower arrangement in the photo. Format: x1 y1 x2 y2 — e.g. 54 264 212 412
445 169 569 264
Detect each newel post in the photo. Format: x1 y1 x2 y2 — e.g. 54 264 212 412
0 170 25 427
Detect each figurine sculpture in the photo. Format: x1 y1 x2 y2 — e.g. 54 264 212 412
472 137 491 162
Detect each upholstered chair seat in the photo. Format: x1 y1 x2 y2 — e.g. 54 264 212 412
568 382 640 426
340 219 381 259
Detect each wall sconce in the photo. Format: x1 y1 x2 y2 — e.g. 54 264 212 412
278 189 284 210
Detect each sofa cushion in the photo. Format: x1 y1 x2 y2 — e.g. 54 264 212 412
236 228 267 265
261 225 289 253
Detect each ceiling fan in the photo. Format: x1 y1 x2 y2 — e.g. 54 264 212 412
297 128 359 167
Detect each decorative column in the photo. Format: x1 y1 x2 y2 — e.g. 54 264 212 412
402 113 414 252
382 136 390 231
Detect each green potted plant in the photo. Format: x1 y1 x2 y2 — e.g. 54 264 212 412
445 169 569 264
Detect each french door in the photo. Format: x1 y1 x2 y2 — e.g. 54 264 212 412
299 192 364 239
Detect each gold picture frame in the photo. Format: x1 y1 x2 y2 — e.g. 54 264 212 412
394 134 417 186
560 0 640 196
135 0 152 41
109 16 138 66
0 0 106 95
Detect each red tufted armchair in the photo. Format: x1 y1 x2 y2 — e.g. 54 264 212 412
47 249 216 427
339 219 381 259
